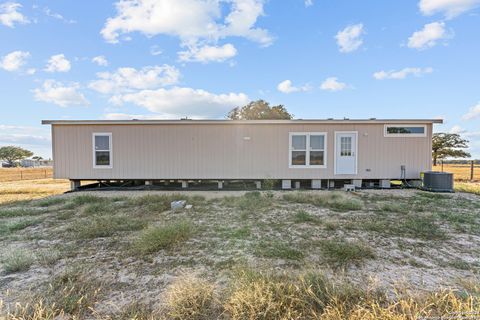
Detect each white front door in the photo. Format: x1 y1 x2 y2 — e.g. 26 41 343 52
335 132 357 175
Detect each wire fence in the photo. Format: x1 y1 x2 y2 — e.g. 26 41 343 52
0 168 53 182
433 161 479 182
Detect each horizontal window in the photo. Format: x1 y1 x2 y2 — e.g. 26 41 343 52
384 125 426 137
289 133 327 167
93 133 112 168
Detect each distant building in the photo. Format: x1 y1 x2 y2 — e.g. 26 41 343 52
21 159 53 167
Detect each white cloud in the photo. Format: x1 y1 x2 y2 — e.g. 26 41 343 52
462 102 480 121
407 22 450 50
335 24 364 53
43 7 76 24
100 0 273 56
0 50 30 71
373 67 433 80
0 125 51 146
45 54 71 72
277 80 311 94
305 0 314 7
178 43 237 63
110 86 249 118
89 65 180 94
33 80 89 107
419 0 480 18
320 77 347 91
0 2 29 27
150 45 163 56
449 125 467 134
92 55 109 66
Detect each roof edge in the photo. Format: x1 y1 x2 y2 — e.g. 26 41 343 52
42 119 443 125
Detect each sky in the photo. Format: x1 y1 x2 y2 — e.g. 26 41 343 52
0 0 479 159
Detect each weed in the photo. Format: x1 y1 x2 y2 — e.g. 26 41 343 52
0 208 42 218
283 192 363 212
82 201 115 215
0 218 39 235
255 240 304 260
2 249 35 273
318 239 375 267
70 215 146 239
163 275 217 320
35 197 66 207
133 220 194 254
43 267 101 316
294 210 318 223
224 192 274 213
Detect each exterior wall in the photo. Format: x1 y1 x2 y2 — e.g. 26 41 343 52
51 123 433 180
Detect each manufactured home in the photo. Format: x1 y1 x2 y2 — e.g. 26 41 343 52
42 119 442 190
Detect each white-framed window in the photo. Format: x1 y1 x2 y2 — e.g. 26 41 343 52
384 124 426 137
93 133 112 168
289 132 327 168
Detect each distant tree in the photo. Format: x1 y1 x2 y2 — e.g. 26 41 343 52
0 146 33 166
227 100 293 120
432 133 470 166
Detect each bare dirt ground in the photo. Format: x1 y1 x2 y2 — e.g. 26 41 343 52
0 188 479 318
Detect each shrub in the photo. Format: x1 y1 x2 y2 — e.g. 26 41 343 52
319 239 375 267
133 220 194 254
163 275 217 320
2 249 35 273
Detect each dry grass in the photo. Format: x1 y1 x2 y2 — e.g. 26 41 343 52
0 167 53 182
0 179 70 204
433 164 480 181
455 182 480 195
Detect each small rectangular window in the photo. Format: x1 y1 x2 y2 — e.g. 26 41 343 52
384 125 426 137
93 133 112 168
290 133 327 168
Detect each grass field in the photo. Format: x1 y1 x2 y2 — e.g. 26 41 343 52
433 163 480 181
0 179 70 204
0 184 479 319
0 167 53 182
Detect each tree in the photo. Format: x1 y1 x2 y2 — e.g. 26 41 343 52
0 146 34 166
227 100 293 120
32 156 43 161
432 133 470 166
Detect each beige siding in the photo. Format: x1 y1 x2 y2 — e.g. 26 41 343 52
52 123 432 180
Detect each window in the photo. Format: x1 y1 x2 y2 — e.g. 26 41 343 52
384 125 426 137
289 133 326 167
93 133 112 168
340 136 352 156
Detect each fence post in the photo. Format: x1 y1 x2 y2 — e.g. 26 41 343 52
441 160 444 172
20 170 23 180
471 160 474 181
45 169 47 178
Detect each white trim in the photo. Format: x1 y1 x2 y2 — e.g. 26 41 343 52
92 132 113 169
334 131 358 175
288 132 327 169
384 124 426 137
42 119 443 125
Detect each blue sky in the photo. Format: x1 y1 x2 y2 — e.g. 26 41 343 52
0 0 479 158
